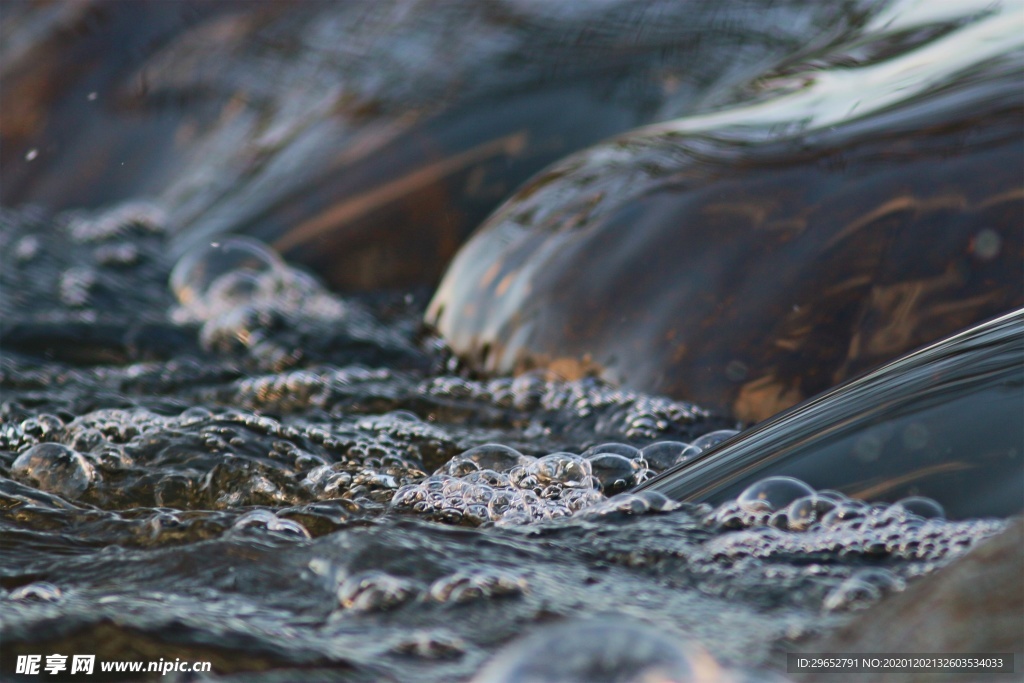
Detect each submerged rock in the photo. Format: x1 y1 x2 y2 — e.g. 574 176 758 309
428 1 1023 421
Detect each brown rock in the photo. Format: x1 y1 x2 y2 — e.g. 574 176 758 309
794 518 1024 683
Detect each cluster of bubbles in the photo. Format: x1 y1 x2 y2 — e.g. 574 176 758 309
388 434 736 526
419 375 728 442
64 203 167 244
1 205 1013 683
588 475 1004 614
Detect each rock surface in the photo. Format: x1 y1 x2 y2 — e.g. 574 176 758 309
796 518 1024 682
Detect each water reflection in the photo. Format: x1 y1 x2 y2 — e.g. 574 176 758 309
638 309 1024 519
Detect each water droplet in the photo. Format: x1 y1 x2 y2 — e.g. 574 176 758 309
973 228 1002 261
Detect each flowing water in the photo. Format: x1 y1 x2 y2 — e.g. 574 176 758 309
0 206 1010 681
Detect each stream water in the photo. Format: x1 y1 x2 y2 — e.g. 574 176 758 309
0 205 1010 681
1 0 1021 681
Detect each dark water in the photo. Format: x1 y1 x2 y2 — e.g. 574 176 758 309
1 0 1022 681
0 206 1010 682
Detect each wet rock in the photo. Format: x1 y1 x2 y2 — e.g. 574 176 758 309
428 3 1023 421
796 518 1024 682
1 0 861 291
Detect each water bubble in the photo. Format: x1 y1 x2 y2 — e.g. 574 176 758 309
585 452 638 494
460 444 529 471
9 582 62 602
436 456 481 476
972 228 1002 261
821 500 869 527
822 576 881 612
170 237 287 317
785 495 839 531
900 422 931 451
560 487 606 512
471 615 723 683
853 568 905 594
638 440 699 470
895 496 945 519
392 484 426 509
526 453 594 488
584 490 681 517
428 570 528 603
463 469 511 488
737 476 814 513
20 414 64 439
690 429 740 452
13 235 40 262
392 632 466 659
581 442 641 460
853 433 884 463
12 443 95 499
385 410 420 422
461 482 496 506
337 572 419 612
233 510 311 538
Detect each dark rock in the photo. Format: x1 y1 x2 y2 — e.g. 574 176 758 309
427 10 1023 421
1 0 861 290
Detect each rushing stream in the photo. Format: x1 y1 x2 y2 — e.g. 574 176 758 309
1 0 1022 681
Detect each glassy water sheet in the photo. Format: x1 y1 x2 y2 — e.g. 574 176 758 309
0 205 1012 682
